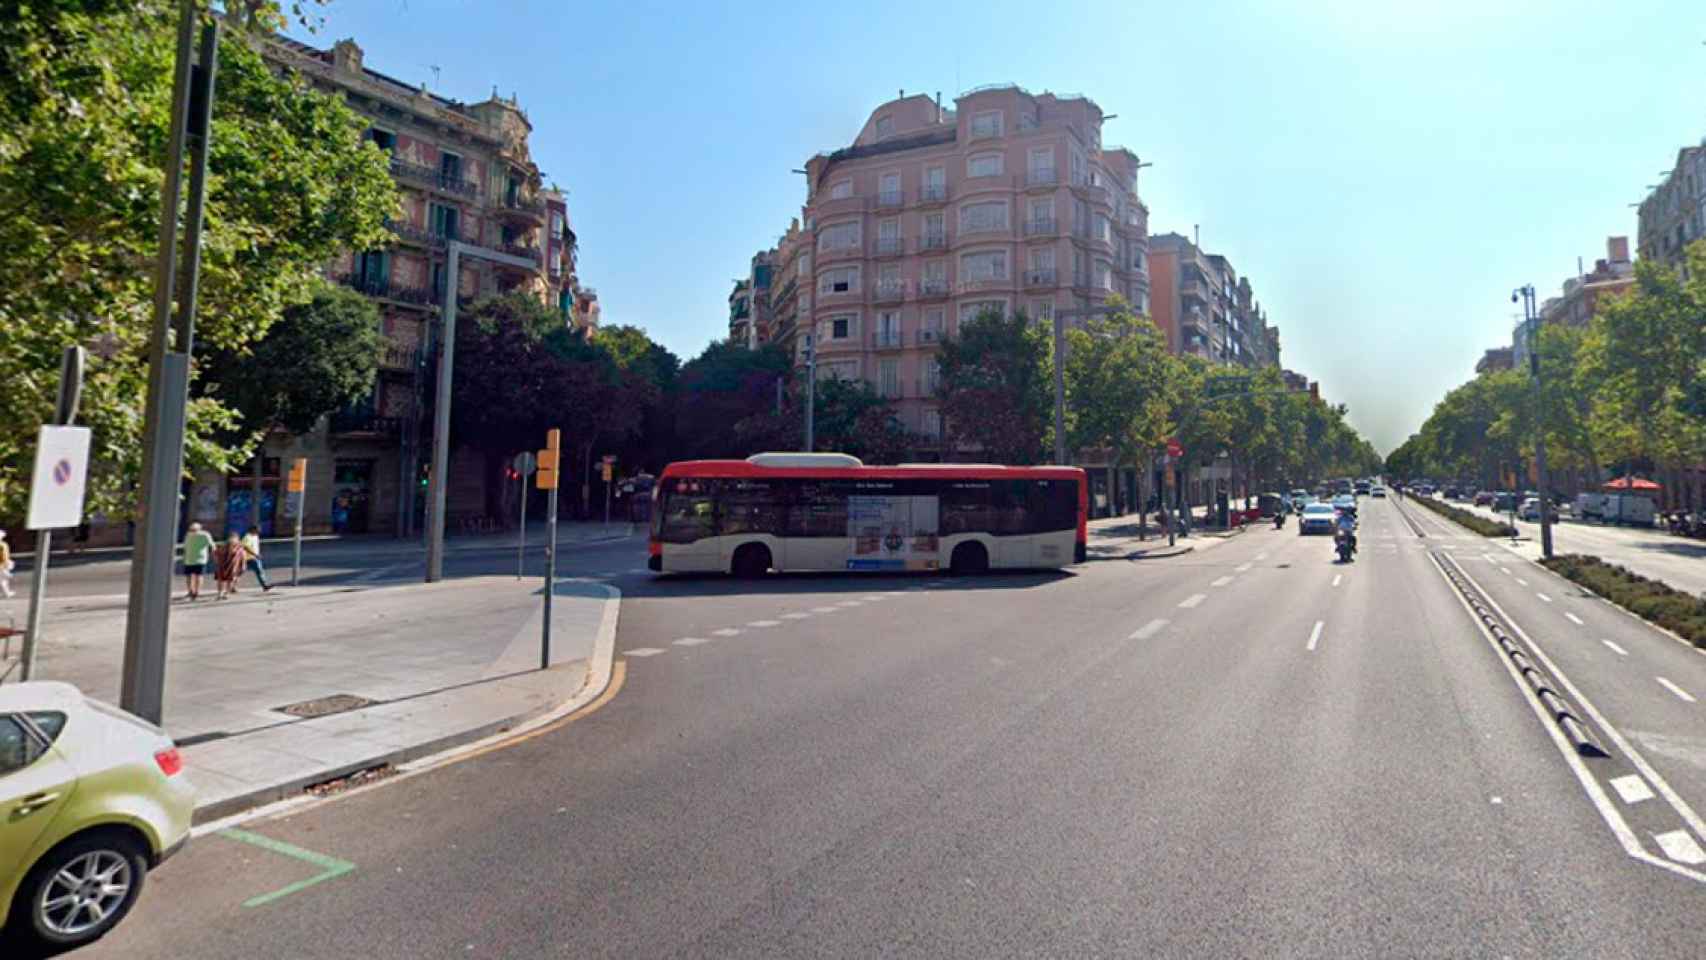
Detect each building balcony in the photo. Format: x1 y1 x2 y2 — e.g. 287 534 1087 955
874 237 905 257
917 327 943 346
872 330 905 349
1024 168 1059 190
917 278 950 300
957 275 1010 294
917 232 949 252
1024 268 1057 288
1022 218 1058 238
379 343 422 372
818 283 861 302
875 190 905 210
957 221 1010 240
1070 271 1093 291
1070 178 1110 206
328 412 404 437
918 184 950 205
385 217 446 249
332 272 437 309
495 193 547 224
812 194 867 218
389 157 478 199
817 241 864 263
494 242 543 267
872 280 906 303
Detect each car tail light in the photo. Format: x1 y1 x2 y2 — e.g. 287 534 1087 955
154 747 183 777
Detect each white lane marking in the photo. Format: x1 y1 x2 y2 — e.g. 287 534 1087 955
1610 775 1656 805
1441 555 1706 872
1515 577 1529 586
1331 574 1342 588
673 637 712 647
1307 620 1324 651
1564 612 1584 626
1255 553 1268 561
1210 575 1234 587
1602 639 1629 656
1501 567 1513 576
883 590 906 596
862 595 887 602
1235 563 1253 573
1129 618 1169 640
747 620 782 628
782 612 812 620
811 606 841 613
1536 592 1553 603
836 600 863 607
711 627 742 637
1656 677 1698 703
1655 830 1706 865
1178 593 1206 609
624 647 667 657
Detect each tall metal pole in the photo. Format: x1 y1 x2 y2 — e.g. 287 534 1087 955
517 468 527 579
121 8 217 723
1053 312 1067 465
21 347 85 681
426 242 462 582
1522 285 1555 559
542 484 557 669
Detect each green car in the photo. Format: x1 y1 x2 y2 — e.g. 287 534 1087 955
1 681 194 951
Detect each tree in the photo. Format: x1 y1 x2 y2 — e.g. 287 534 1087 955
0 1 397 520
1064 299 1173 507
937 309 1050 464
674 341 793 461
202 282 382 436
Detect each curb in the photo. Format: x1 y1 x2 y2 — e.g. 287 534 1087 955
189 580 622 831
1128 545 1195 560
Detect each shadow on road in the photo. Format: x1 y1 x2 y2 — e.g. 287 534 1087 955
626 569 1073 598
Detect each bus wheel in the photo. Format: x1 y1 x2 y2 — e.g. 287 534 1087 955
731 543 771 578
949 542 988 576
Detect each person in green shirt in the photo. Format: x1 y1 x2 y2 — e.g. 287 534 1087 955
181 522 215 601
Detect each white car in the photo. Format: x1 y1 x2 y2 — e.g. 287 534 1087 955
1299 503 1338 535
2 682 194 951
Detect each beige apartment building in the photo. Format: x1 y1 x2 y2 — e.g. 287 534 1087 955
741 85 1152 459
181 36 596 541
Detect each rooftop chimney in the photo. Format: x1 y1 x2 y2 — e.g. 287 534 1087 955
935 92 942 124
331 38 363 75
1607 235 1630 263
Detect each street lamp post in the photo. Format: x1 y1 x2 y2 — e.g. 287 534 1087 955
1513 284 1555 559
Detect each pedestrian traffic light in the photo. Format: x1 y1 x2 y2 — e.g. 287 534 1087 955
537 428 561 490
286 457 307 493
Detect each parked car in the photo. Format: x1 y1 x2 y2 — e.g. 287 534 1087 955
1354 480 1371 495
1518 497 1558 522
1491 492 1518 513
1370 486 1387 498
1299 502 1338 535
1289 489 1311 512
1444 486 1462 500
1474 491 1496 507
2 682 193 951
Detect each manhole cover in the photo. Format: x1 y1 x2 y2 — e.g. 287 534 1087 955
275 694 378 718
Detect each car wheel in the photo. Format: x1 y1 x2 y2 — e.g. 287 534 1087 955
9 830 148 950
730 543 771 579
949 541 989 575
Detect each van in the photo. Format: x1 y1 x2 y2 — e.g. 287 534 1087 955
1574 492 1606 521
1603 494 1655 527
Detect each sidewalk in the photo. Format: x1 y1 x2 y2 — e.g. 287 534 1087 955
1085 514 1247 561
12 574 619 821
1448 497 1706 596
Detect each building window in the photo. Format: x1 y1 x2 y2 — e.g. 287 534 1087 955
875 115 894 139
830 179 853 200
1029 247 1055 272
923 357 942 394
879 358 901 397
922 408 941 438
959 201 1008 234
367 128 396 152
970 109 1003 139
960 250 1007 282
924 165 946 190
924 260 946 283
429 203 460 241
924 211 946 241
1029 198 1053 224
439 150 463 183
1094 214 1112 244
820 266 860 295
967 152 1004 178
1031 299 1054 324
924 307 945 334
819 220 861 251
1070 149 1087 185
798 253 811 278
829 314 857 340
958 299 1005 325
1095 261 1113 289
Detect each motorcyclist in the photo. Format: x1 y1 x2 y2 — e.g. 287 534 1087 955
1334 508 1357 555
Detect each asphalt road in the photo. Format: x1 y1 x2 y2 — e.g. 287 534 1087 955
54 499 1706 958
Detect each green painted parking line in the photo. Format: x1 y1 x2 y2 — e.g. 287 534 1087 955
220 828 356 907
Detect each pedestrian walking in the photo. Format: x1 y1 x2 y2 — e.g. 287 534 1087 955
0 528 14 599
240 526 273 592
180 522 214 601
214 532 243 599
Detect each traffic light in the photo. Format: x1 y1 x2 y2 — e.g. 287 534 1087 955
286 458 307 494
419 464 431 488
536 428 560 490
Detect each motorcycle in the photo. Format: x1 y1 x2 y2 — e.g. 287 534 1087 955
1274 511 1285 530
1335 529 1356 563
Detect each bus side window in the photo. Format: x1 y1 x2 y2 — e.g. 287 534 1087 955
1026 481 1078 533
721 479 786 536
941 483 991 534
991 481 1029 535
787 483 848 537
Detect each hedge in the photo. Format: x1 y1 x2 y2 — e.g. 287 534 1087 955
1540 554 1706 649
1410 495 1519 537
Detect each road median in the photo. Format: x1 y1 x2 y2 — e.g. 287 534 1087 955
1539 554 1706 650
1411 495 1519 537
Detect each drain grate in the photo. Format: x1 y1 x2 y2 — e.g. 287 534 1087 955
275 693 378 719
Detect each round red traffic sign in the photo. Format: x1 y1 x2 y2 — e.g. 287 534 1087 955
1166 439 1183 458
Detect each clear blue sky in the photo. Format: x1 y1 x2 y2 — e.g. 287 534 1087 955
290 0 1705 454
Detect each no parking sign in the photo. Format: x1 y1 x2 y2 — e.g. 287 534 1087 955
26 425 92 530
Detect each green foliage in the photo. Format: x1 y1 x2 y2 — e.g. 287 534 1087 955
1408 494 1518 537
1542 554 1706 648
1063 299 1173 467
0 1 397 520
202 282 382 436
937 309 1051 464
673 341 794 461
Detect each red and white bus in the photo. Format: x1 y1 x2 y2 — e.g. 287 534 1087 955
648 453 1088 576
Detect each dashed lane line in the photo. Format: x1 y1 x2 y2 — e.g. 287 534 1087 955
1565 612 1584 625
836 600 863 607
747 620 782 628
711 628 742 637
1603 640 1629 656
862 595 888 602
1536 592 1553 603
1210 575 1234 587
1129 618 1169 640
624 647 667 657
1235 562 1253 573
1655 829 1706 865
782 612 812 620
1331 574 1342 588
811 606 841 613
1307 620 1325 652
673 637 712 647
1656 677 1698 703
1611 775 1656 805
1515 577 1530 586
1178 593 1206 609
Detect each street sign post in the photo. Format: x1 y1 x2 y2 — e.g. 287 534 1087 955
538 431 561 669
601 455 616 529
21 354 91 682
513 451 536 579
287 457 306 586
